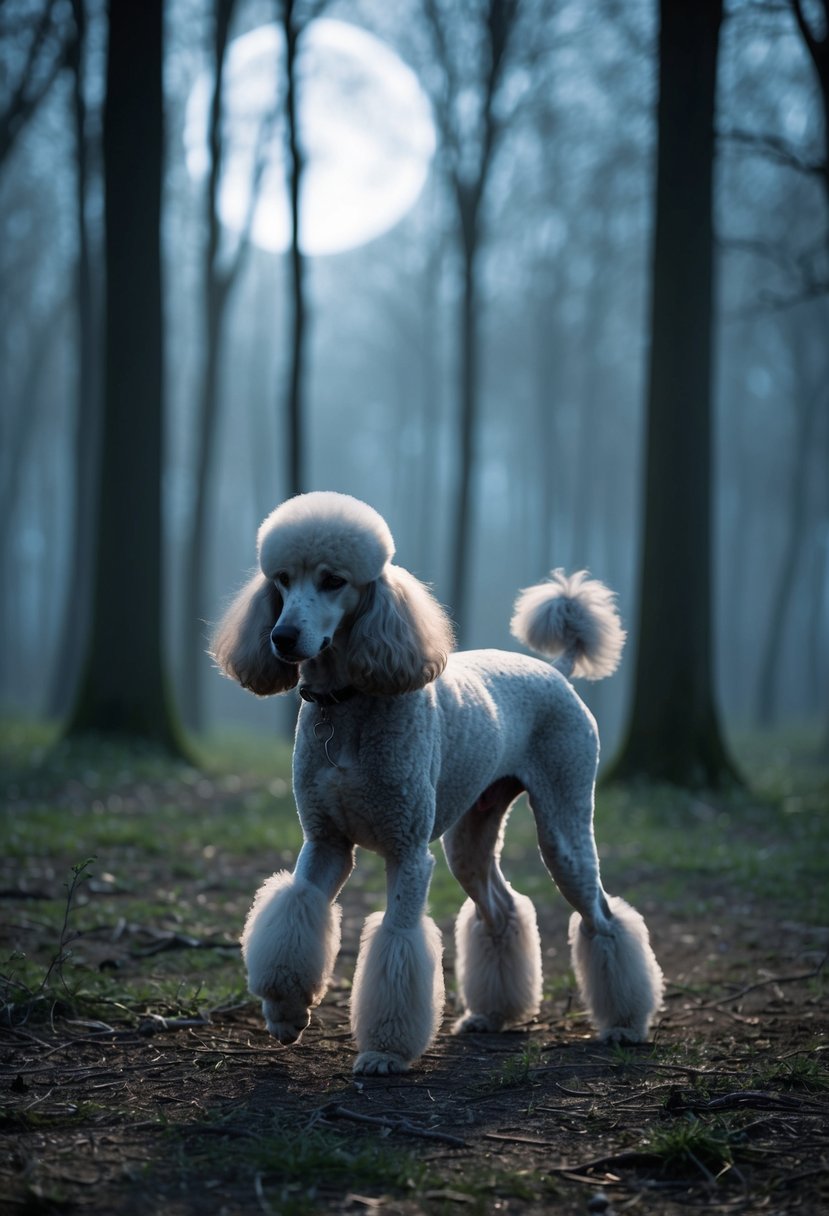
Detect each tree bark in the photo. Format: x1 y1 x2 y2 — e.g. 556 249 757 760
608 0 738 788
449 205 480 629
791 0 829 208
179 0 236 732
66 0 181 749
283 0 306 498
423 0 517 640
49 0 102 718
754 389 822 727
0 0 67 167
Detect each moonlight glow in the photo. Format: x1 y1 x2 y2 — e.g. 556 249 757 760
184 20 436 256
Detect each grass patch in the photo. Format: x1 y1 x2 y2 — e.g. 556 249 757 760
175 1115 430 1214
2 719 827 1034
750 1050 829 1092
643 1114 741 1178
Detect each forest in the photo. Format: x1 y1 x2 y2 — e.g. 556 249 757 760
1 5 829 1214
0 0 826 779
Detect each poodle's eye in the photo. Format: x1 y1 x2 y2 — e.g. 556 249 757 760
320 573 347 592
275 572 291 590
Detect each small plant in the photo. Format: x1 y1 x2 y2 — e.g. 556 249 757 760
1 857 96 1024
490 1041 542 1090
645 1114 738 1178
38 857 97 998
177 1115 430 1212
754 1051 829 1092
609 1041 643 1066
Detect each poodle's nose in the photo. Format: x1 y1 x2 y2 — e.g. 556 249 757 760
271 624 300 657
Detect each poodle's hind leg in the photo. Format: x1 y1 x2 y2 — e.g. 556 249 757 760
242 839 353 1044
443 779 543 1034
530 784 664 1043
351 848 445 1076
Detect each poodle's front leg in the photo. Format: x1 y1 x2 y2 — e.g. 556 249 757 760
242 840 353 1045
351 849 444 1076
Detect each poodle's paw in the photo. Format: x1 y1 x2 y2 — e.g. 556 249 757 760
353 1050 411 1075
262 997 311 1045
452 1011 504 1034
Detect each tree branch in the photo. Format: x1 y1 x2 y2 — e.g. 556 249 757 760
719 125 825 179
0 0 67 166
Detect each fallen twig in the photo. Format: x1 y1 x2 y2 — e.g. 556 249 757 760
130 930 236 957
666 1088 824 1114
319 1102 466 1147
137 1014 212 1035
698 957 826 1010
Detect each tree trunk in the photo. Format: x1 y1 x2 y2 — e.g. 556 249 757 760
791 0 829 208
608 0 738 788
66 0 181 750
50 0 102 719
755 380 824 726
449 220 479 635
283 1 306 498
179 0 236 732
180 280 229 730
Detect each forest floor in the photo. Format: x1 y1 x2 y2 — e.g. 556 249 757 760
0 723 827 1216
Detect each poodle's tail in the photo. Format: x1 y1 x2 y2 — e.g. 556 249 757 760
510 569 626 680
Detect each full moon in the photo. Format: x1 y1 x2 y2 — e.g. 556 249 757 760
184 19 436 256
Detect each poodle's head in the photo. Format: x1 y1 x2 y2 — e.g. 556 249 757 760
213 492 454 697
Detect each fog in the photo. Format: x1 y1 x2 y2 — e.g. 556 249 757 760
1 0 827 757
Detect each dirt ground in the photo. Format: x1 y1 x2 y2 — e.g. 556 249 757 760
2 882 827 1215
1 732 828 1215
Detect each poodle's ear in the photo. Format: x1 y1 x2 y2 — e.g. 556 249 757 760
345 566 454 695
211 573 299 696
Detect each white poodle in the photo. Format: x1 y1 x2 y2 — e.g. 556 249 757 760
212 491 663 1075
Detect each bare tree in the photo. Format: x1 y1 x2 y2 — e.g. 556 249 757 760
791 0 829 208
609 0 739 788
279 0 327 497
0 0 67 167
181 0 282 731
755 347 826 725
420 0 523 636
182 0 235 731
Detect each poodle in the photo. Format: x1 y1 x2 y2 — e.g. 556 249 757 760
212 491 664 1075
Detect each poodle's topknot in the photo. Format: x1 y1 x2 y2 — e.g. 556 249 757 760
258 492 395 585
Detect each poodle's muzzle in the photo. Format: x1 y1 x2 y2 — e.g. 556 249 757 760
267 571 361 663
270 623 330 662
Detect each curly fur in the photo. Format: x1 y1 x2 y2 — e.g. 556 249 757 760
211 574 299 695
351 912 445 1075
258 491 394 585
510 568 626 679
344 565 454 695
569 897 664 1041
215 492 663 1074
453 891 542 1033
242 871 342 1042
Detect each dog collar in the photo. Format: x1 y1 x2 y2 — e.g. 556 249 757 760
298 684 359 708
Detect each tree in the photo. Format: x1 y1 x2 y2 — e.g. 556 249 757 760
278 0 327 498
180 0 239 732
791 0 829 209
0 0 67 167
421 0 522 637
49 0 103 718
790 0 829 753
754 323 825 726
609 0 739 788
66 0 181 749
